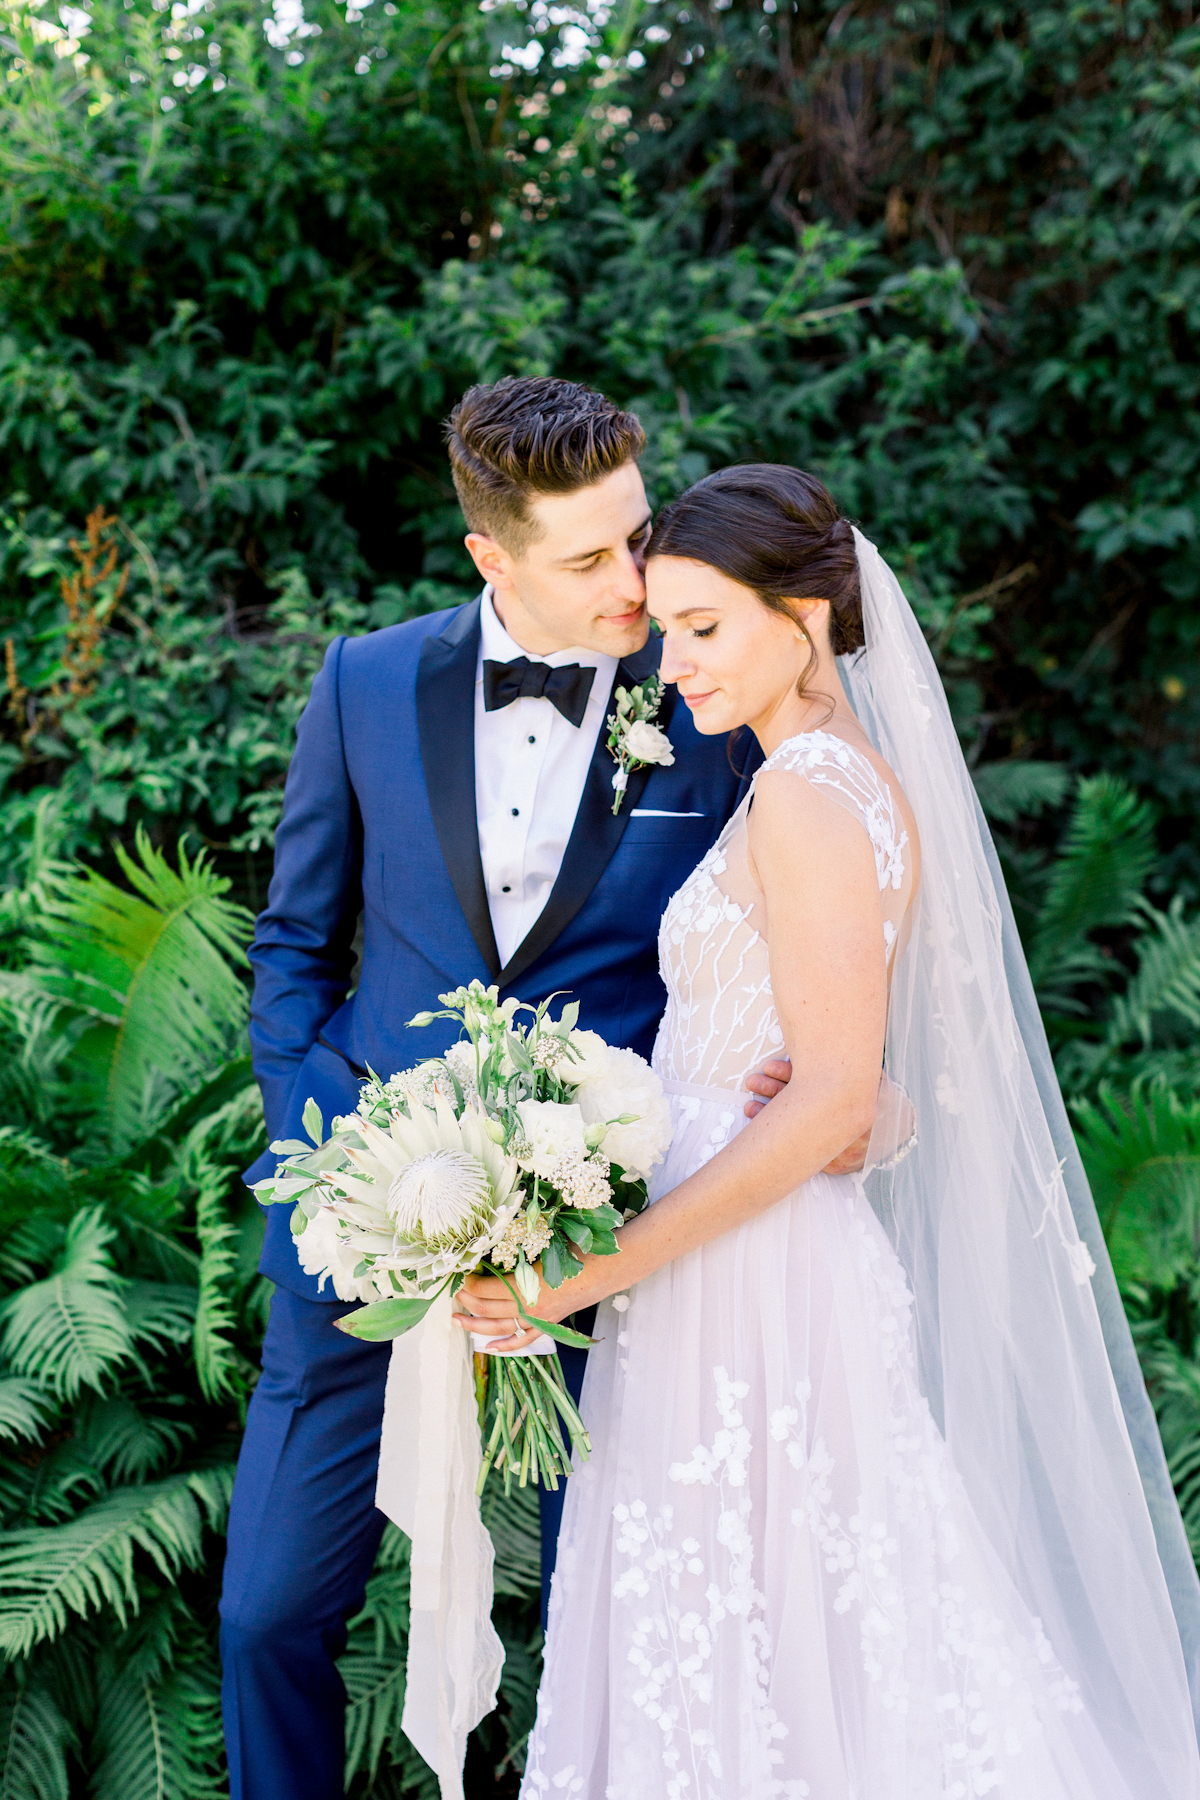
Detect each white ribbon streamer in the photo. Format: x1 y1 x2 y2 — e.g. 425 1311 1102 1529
374 1289 505 1800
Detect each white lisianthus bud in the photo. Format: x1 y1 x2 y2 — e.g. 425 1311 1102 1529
483 1117 508 1145
515 1258 542 1307
409 1009 436 1027
622 719 675 766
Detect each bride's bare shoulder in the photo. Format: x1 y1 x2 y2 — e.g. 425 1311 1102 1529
750 726 921 896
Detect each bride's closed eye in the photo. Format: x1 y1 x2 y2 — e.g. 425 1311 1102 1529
692 622 717 639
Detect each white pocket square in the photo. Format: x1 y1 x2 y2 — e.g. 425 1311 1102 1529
630 809 705 817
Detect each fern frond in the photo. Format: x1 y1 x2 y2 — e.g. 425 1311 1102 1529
0 1378 53 1447
0 978 80 1135
1107 898 1200 1052
29 830 253 1155
124 1282 198 1355
23 1440 105 1528
0 1209 130 1400
1073 1081 1200 1290
91 1609 225 1800
1029 775 1156 985
0 1215 67 1289
74 1397 194 1486
0 1467 234 1657
0 1676 74 1800
192 1167 242 1406
972 760 1072 824
495 1620 543 1776
481 1478 541 1600
342 1567 412 1785
1132 1323 1200 1560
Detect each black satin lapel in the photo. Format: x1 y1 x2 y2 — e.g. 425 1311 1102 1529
416 602 501 978
498 639 669 992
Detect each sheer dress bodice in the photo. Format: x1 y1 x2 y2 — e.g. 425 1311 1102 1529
651 730 911 1093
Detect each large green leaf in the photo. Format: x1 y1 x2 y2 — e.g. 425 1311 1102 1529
28 830 253 1155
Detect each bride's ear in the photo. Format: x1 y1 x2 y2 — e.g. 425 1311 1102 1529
788 596 832 640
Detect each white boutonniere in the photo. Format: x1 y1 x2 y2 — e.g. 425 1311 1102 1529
607 671 675 814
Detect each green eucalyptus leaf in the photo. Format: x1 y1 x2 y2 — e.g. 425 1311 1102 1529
333 1296 433 1341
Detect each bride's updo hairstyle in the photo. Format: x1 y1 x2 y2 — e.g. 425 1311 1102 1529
647 465 865 683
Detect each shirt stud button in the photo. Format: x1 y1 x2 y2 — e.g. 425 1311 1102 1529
502 885 512 893
511 807 519 816
528 735 536 744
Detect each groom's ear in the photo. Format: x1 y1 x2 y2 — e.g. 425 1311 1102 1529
465 531 515 593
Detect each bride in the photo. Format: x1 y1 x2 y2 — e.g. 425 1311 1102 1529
458 465 1200 1797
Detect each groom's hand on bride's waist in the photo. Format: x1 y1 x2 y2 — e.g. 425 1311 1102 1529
742 1057 871 1176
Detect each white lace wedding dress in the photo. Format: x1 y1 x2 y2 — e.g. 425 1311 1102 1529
520 731 1137 1800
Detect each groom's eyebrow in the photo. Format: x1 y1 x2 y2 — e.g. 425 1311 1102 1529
556 513 653 566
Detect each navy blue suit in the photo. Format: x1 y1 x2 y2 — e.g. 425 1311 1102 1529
220 598 758 1798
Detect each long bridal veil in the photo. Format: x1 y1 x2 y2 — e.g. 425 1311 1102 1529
843 529 1200 1793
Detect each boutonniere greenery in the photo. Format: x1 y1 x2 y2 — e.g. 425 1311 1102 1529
607 671 676 814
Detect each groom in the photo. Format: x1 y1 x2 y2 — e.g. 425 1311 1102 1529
220 376 794 1799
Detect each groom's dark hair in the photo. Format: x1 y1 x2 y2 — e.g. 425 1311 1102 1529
445 376 645 553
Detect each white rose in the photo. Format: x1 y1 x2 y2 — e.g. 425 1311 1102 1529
562 1028 617 1088
515 1098 589 1176
573 1048 672 1183
622 719 675 766
295 1206 383 1303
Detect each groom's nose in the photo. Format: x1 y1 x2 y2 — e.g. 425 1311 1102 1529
606 544 647 607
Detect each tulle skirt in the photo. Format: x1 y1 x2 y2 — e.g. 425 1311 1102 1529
520 1083 1149 1800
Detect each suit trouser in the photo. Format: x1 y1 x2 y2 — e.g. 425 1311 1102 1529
219 1286 586 1800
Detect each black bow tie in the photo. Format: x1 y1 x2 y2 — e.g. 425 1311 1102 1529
482 656 596 728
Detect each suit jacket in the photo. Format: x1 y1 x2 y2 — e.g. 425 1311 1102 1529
246 596 761 1296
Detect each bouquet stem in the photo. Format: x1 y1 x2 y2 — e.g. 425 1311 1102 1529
475 1351 592 1497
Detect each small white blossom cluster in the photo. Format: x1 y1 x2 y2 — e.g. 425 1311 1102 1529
532 1034 571 1071
356 1044 481 1125
491 1208 554 1271
549 1151 612 1210
356 1062 447 1120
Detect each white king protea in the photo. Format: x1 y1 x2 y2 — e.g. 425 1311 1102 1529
388 1149 495 1252
331 1090 521 1277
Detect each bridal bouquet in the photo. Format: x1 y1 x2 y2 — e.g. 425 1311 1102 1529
253 982 670 1492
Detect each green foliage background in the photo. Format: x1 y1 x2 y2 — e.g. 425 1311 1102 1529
0 0 1198 1791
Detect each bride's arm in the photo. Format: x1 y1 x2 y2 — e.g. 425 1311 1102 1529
457 772 888 1348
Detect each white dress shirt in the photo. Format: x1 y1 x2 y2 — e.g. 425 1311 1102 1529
475 588 617 969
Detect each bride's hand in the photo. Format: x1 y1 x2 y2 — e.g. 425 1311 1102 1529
453 1262 601 1354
